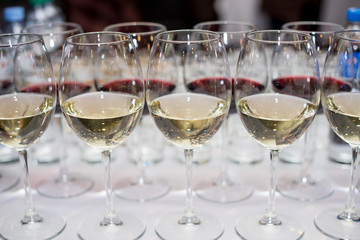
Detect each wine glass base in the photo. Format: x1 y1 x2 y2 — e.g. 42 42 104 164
0 171 19 192
77 214 145 240
277 176 333 201
114 179 170 202
155 212 224 240
235 215 304 240
37 174 94 198
314 209 360 239
0 210 66 240
195 181 253 203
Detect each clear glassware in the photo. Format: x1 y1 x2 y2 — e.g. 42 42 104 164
147 29 231 239
59 32 145 239
276 21 344 201
234 30 320 239
314 29 360 239
193 20 260 203
104 22 170 202
0 33 66 239
22 22 94 198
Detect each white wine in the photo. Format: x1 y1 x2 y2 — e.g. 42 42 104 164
237 93 316 150
323 92 360 146
0 93 55 149
149 93 227 149
62 92 143 149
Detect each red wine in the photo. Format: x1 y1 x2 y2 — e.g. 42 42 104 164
0 79 13 94
272 75 319 97
322 76 352 93
187 77 230 95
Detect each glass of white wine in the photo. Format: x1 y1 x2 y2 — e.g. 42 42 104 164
22 22 95 199
104 22 171 202
314 29 360 239
59 32 145 239
234 30 320 239
0 33 66 239
193 20 259 203
147 29 231 239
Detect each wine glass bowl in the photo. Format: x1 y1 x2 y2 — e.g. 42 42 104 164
147 29 231 240
314 29 360 239
0 33 66 240
234 30 320 239
59 31 145 239
104 22 171 202
22 22 95 199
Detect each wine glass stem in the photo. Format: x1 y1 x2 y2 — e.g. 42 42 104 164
297 131 315 183
339 146 360 221
216 117 232 187
260 149 281 225
101 150 122 226
56 115 69 182
179 149 200 225
18 149 43 224
135 120 148 185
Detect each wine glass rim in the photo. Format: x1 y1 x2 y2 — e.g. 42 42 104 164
65 31 132 46
194 20 257 33
0 33 43 47
22 22 83 36
245 30 313 44
155 29 222 43
104 21 167 35
282 21 344 33
334 29 360 42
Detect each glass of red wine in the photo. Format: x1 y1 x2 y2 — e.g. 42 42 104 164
59 31 145 239
147 29 231 239
276 21 343 201
0 33 66 239
314 29 360 239
104 22 170 202
193 20 260 203
234 30 320 239
22 22 94 199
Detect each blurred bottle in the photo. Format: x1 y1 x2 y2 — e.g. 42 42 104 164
327 7 360 165
3 6 25 33
26 0 65 26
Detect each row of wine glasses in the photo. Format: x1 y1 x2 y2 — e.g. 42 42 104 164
0 22 359 240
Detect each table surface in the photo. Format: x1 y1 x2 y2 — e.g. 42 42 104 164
0 114 356 240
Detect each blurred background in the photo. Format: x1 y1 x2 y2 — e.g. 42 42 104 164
0 0 359 32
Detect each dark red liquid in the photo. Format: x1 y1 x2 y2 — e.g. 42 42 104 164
187 77 231 95
322 76 352 93
0 79 13 94
272 75 319 97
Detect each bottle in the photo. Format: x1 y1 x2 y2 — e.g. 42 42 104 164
3 6 25 33
26 0 65 26
327 7 360 165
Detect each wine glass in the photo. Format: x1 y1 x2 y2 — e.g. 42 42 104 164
314 29 360 239
22 22 94 198
147 29 231 239
59 32 145 239
277 21 344 201
193 20 260 203
234 30 320 239
0 33 66 239
104 22 170 202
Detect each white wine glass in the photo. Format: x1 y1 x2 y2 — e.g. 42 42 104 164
314 29 360 239
277 21 344 201
59 31 145 239
234 30 320 239
193 20 259 203
0 33 66 239
147 29 231 239
22 22 94 199
104 22 171 202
